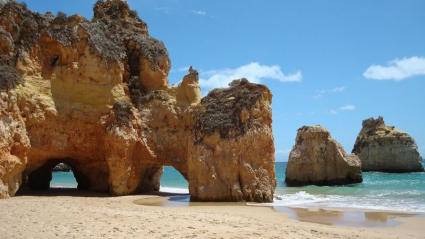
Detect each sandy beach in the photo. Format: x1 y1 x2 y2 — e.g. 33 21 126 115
0 189 424 239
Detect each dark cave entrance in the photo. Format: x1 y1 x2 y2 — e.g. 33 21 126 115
26 158 90 191
127 51 140 79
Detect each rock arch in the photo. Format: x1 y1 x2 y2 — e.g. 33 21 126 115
25 159 90 190
0 1 276 202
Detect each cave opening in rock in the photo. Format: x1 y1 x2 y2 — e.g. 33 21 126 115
159 166 189 194
50 163 78 188
25 159 90 191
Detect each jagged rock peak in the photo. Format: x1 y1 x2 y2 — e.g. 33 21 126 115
187 66 199 81
362 115 385 129
352 116 424 172
195 78 272 139
93 0 147 29
285 125 363 186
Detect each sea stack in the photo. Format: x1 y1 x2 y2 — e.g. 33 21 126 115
285 126 362 186
0 1 276 201
189 78 276 202
352 116 424 172
52 163 71 172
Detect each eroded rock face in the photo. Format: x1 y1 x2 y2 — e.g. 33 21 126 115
189 79 276 202
0 1 276 202
352 116 424 172
285 126 362 186
0 92 30 199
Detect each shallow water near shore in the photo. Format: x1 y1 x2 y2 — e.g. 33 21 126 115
51 162 425 213
271 162 425 213
273 207 418 228
133 194 420 228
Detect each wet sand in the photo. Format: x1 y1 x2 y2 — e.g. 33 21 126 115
0 188 424 238
135 193 422 228
273 207 417 228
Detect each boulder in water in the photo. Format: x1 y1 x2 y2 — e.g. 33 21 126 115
285 126 362 186
52 163 71 172
352 116 424 172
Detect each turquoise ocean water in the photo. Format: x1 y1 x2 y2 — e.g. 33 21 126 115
51 162 425 212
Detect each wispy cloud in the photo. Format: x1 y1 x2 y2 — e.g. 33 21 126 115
276 149 291 157
276 148 292 162
419 146 425 155
155 7 170 14
199 62 302 91
314 86 346 99
340 104 355 111
326 104 356 115
190 10 206 16
363 56 425 81
331 87 346 92
178 66 190 72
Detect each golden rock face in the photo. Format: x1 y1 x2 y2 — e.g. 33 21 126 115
285 125 363 186
0 1 276 202
352 116 424 173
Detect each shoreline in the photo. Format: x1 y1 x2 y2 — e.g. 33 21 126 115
1 188 423 238
134 192 424 228
46 185 425 214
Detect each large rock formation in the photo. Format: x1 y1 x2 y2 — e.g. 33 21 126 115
189 79 275 202
0 1 276 202
285 126 362 186
352 116 424 172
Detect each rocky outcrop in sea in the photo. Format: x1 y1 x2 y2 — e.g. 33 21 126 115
52 163 71 172
285 126 362 186
352 116 424 172
0 1 276 201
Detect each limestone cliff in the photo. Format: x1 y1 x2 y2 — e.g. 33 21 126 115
0 91 30 197
352 116 424 172
0 1 276 202
285 126 362 186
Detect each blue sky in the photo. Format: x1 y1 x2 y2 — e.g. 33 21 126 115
25 0 425 161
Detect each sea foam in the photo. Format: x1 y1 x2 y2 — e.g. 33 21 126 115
251 191 425 213
159 186 189 194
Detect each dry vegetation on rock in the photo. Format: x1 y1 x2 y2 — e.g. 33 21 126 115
194 78 266 139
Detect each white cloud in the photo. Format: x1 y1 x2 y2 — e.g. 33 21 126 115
325 104 356 115
420 146 425 155
276 149 291 157
190 10 206 15
340 104 355 111
276 149 292 162
199 62 302 90
363 56 425 81
178 66 190 72
155 7 170 14
314 86 346 99
331 87 346 92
